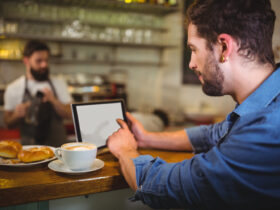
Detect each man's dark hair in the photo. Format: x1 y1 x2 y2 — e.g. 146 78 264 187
23 40 50 57
187 0 276 66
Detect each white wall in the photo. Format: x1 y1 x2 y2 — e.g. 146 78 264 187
272 0 280 63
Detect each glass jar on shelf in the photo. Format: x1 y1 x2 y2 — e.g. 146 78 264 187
89 27 100 41
4 21 18 34
143 29 152 44
134 29 144 44
53 24 62 38
121 28 135 43
105 27 121 42
0 19 4 34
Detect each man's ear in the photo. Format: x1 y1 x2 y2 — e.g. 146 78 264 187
23 56 29 66
217 34 233 63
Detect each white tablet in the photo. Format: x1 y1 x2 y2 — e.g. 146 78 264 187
71 100 127 148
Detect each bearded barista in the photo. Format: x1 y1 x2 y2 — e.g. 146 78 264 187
3 40 72 147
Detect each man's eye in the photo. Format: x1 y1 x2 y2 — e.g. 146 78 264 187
189 47 195 52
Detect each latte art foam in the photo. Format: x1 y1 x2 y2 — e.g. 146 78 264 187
65 145 94 151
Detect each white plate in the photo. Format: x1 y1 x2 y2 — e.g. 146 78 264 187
48 159 104 175
0 145 56 167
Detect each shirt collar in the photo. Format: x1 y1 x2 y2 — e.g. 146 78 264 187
233 67 280 117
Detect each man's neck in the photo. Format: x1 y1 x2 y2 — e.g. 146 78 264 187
26 68 34 80
232 63 274 104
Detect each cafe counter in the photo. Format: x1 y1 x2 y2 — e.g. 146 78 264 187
0 149 194 208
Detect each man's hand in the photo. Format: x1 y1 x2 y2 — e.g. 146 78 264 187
107 118 139 159
41 88 56 103
107 118 139 191
126 112 150 148
13 102 30 119
40 88 71 119
4 101 31 128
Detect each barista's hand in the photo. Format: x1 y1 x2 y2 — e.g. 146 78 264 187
126 112 149 148
107 119 138 159
13 102 30 119
41 88 56 103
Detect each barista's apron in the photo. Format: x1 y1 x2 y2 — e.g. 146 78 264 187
20 78 67 147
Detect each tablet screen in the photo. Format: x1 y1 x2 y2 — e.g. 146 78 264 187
71 100 126 148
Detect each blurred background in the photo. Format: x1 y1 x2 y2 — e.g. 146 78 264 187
0 0 280 135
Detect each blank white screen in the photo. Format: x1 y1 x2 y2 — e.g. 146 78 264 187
76 102 124 147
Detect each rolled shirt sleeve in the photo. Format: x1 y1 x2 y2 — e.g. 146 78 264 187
186 115 234 154
133 155 195 209
4 85 16 111
132 154 222 209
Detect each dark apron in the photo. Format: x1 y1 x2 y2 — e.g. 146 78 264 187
20 78 67 147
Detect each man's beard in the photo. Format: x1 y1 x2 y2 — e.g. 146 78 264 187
201 55 224 96
30 67 49 81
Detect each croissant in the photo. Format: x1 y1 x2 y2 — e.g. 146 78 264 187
0 140 22 158
17 146 54 163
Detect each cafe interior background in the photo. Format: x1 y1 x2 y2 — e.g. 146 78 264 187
1 0 280 210
0 0 280 136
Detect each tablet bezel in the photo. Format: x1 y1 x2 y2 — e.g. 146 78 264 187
71 99 127 147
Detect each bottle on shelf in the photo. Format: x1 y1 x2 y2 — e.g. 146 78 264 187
137 0 146 3
168 0 177 6
157 0 165 5
149 0 157 5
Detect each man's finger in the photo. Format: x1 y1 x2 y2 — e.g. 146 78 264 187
116 119 129 130
42 87 50 92
126 112 137 123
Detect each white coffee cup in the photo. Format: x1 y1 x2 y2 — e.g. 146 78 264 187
55 142 97 171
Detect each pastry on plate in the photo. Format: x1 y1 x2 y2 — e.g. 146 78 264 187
0 140 22 158
17 146 54 163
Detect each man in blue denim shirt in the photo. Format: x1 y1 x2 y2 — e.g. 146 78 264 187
107 0 280 209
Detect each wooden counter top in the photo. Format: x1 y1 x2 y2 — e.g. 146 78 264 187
0 149 194 207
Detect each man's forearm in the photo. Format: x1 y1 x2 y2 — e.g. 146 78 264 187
143 130 193 152
118 149 140 191
4 112 21 128
50 99 72 119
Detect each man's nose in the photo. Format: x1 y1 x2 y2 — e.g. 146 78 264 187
40 61 48 68
189 58 197 70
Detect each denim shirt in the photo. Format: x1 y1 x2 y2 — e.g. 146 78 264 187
132 67 280 210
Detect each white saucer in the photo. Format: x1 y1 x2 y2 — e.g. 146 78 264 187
48 159 104 175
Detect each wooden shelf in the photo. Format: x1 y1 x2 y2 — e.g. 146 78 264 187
35 0 179 15
3 17 168 32
1 33 177 49
0 58 164 67
0 59 22 63
52 59 164 67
